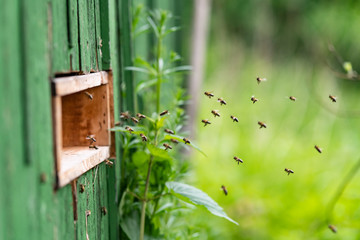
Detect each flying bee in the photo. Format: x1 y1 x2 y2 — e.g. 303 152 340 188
125 126 134 133
251 96 258 104
217 97 227 105
140 133 148 142
230 115 239 122
289 96 296 101
183 138 190 144
284 168 294 175
101 206 107 216
328 224 337 233
84 91 93 100
314 145 322 153
256 76 267 84
233 156 243 164
120 111 130 120
211 110 220 117
163 143 172 150
201 119 211 126
170 138 179 144
204 91 214 98
221 185 228 196
105 159 113 167
130 117 139 124
164 129 174 134
258 121 267 129
86 210 91 217
86 135 96 143
160 110 169 116
329 95 337 102
89 145 98 150
136 113 146 119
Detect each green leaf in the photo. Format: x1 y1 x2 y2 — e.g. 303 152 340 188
147 144 172 161
132 151 149 167
163 134 207 157
343 61 353 73
120 210 140 240
166 182 239 225
156 115 168 129
125 66 150 74
134 57 157 75
163 65 192 75
136 78 158 93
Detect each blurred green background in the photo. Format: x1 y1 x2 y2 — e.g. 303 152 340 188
186 1 360 239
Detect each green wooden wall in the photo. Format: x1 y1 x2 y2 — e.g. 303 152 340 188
0 0 187 239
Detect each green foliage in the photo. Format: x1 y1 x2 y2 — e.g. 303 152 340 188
114 6 235 240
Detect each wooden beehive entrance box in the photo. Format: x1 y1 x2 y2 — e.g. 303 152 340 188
52 71 114 187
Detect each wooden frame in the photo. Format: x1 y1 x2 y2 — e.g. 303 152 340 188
52 71 114 187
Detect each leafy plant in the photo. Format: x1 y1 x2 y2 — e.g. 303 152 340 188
111 8 237 240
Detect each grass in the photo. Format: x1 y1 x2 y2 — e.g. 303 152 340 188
185 35 360 239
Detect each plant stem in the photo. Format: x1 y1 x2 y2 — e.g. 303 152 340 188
139 155 154 240
156 35 162 113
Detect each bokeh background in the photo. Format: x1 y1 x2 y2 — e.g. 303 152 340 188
186 1 360 239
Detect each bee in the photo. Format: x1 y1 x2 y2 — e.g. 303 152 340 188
251 96 258 104
230 115 239 122
328 224 337 233
233 156 243 164
256 76 267 84
289 96 296 101
131 117 139 124
101 206 107 216
80 184 85 193
114 121 121 126
217 97 227 106
105 159 113 167
284 168 294 175
40 173 47 183
314 145 322 153
86 210 91 217
164 129 175 134
204 91 214 98
120 111 130 120
86 135 96 143
160 110 169 116
183 138 190 144
221 185 228 196
211 110 220 117
125 126 134 133
140 133 148 142
163 143 172 150
170 138 179 144
258 121 267 129
89 145 98 150
329 95 337 103
201 119 211 126
136 113 146 119
84 91 93 100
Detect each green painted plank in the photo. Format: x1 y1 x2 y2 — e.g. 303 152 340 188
52 0 70 73
99 0 111 69
68 0 80 71
78 0 91 73
119 0 135 113
87 0 98 72
94 0 103 71
99 163 110 240
0 0 27 239
54 185 76 240
22 0 56 239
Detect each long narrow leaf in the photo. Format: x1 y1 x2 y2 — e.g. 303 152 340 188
166 181 239 225
125 66 150 74
147 16 159 37
163 65 192 75
136 78 158 93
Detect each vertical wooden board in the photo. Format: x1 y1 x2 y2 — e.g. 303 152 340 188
99 163 110 240
22 0 56 239
119 0 135 113
99 0 111 69
94 0 103 71
87 0 98 72
76 170 91 240
53 184 76 240
0 0 27 239
68 0 80 71
52 0 70 73
78 0 91 73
